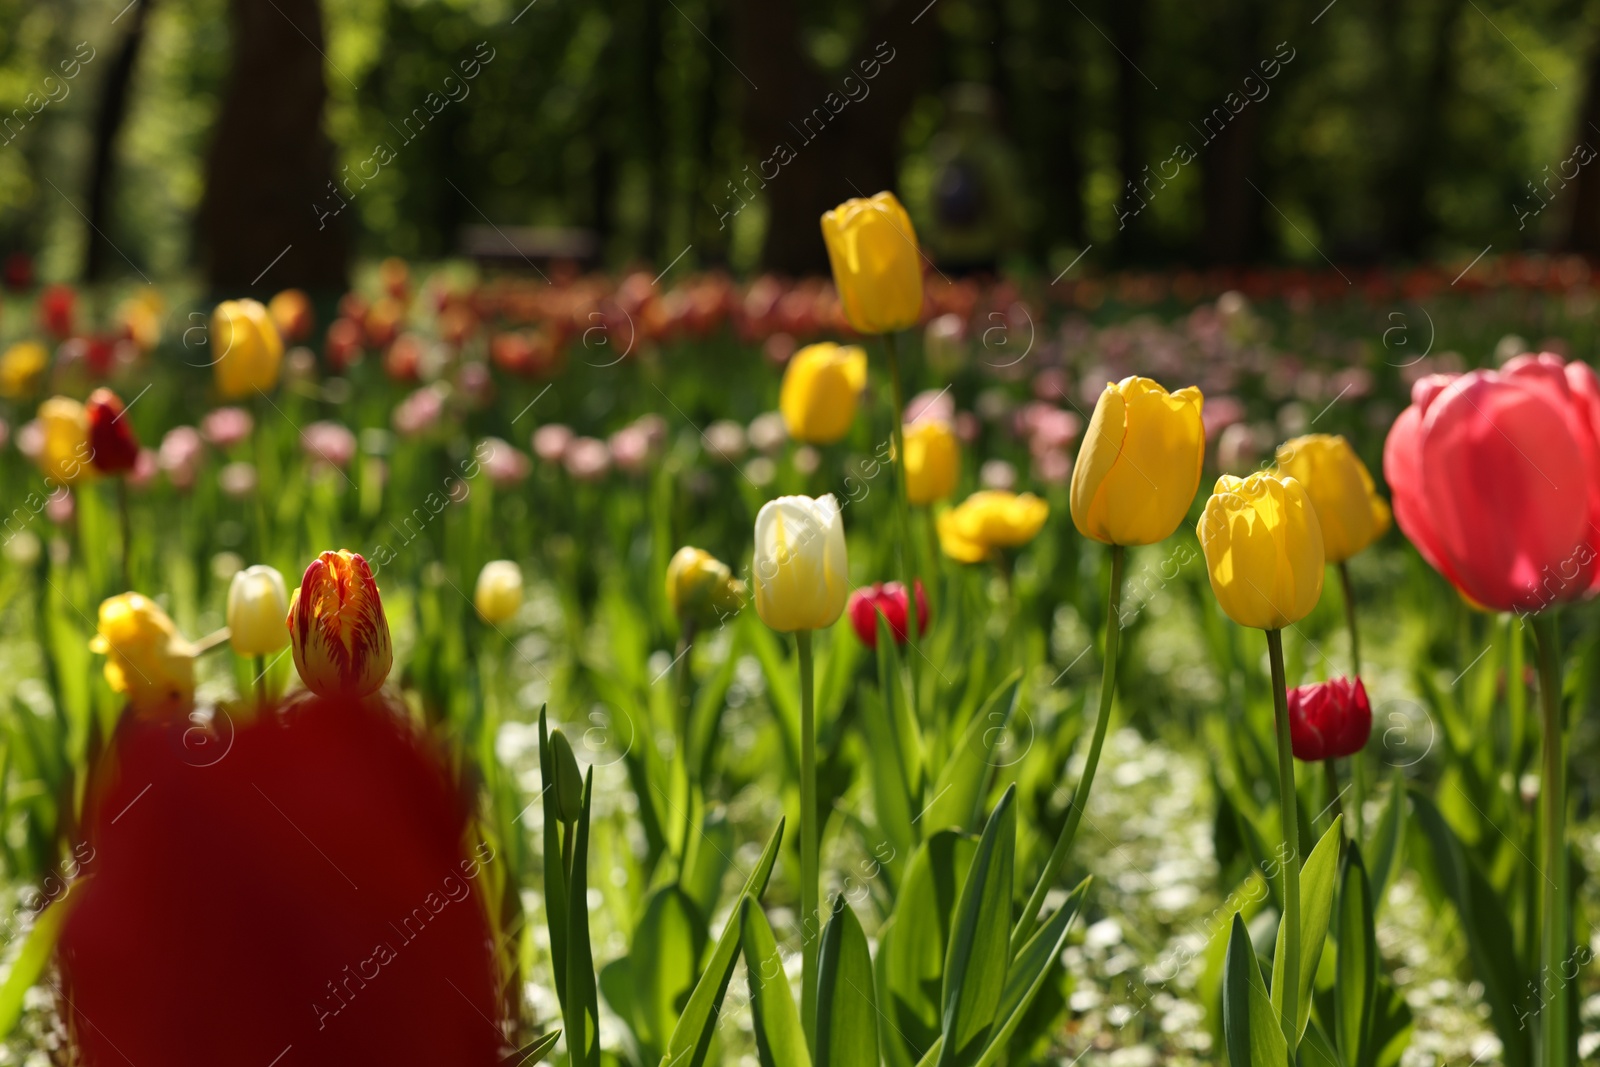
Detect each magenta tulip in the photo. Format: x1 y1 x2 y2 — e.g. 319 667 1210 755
1286 676 1371 761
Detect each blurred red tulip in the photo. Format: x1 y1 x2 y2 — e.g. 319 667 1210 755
1384 353 1600 612
39 283 75 339
85 388 140 474
847 580 929 648
325 318 365 371
1286 676 1371 761
3 251 33 291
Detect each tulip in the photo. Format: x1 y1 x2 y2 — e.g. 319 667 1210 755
752 495 849 633
227 565 290 656
474 560 524 624
847 581 928 648
86 388 140 475
903 418 959 505
288 550 393 697
88 593 196 715
267 288 314 342
1071 376 1205 546
36 396 93 485
1274 434 1390 564
0 341 48 398
779 342 868 444
820 192 924 335
211 299 284 398
936 490 1049 563
1196 471 1325 632
1383 353 1599 614
1286 677 1371 761
666 546 746 628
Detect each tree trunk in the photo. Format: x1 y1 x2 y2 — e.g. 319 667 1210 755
85 0 153 283
1566 5 1600 251
1111 0 1150 258
1198 0 1267 263
199 0 347 295
1385 0 1465 257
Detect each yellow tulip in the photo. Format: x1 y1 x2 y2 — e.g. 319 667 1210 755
904 418 959 505
937 490 1049 563
226 564 291 656
753 494 848 632
36 396 93 485
1071 376 1205 546
820 192 924 335
0 341 49 398
779 343 868 444
475 560 524 623
1197 471 1325 630
1273 434 1390 564
666 546 746 626
288 550 393 697
211 299 284 399
89 593 196 715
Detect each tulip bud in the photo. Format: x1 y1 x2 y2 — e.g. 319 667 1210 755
847 580 929 648
86 388 141 475
936 490 1049 563
820 192 925 335
753 494 849 633
88 592 196 715
226 565 290 656
474 560 524 624
1071 376 1205 547
548 728 585 826
666 546 746 627
903 418 959 505
1274 434 1390 564
1197 471 1325 630
1286 677 1371 760
36 396 93 485
211 299 284 399
288 550 393 697
778 342 867 444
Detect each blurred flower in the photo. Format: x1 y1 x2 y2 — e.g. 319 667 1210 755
937 490 1049 563
532 423 574 464
3 252 32 292
847 580 928 647
762 333 796 369
366 297 406 349
608 424 653 474
1200 395 1246 440
36 396 93 485
0 341 49 398
978 458 1017 491
477 437 531 486
753 494 848 632
88 592 196 715
1071 376 1204 547
325 318 364 371
227 565 290 657
392 385 446 438
1035 449 1072 486
128 448 158 489
666 546 746 627
218 461 257 498
383 333 426 382
923 313 967 373
302 422 357 470
39 283 75 339
1216 422 1261 474
212 299 284 398
903 418 959 505
86 388 140 475
1287 676 1372 761
703 419 747 461
474 560 523 624
906 387 956 425
288 550 393 697
1197 471 1325 630
1384 353 1600 612
1274 434 1390 564
268 289 314 342
779 342 867 444
116 294 163 352
200 406 254 448
748 411 788 454
821 191 924 334
46 489 74 525
159 427 204 491
564 437 611 481
379 256 410 301
793 445 820 476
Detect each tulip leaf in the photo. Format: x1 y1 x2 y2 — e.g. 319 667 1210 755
1300 1019 1342 1067
688 626 746 784
875 613 925 800
679 808 734 929
745 618 801 773
936 785 1015 1067
1222 912 1287 1067
970 876 1091 1067
922 672 1020 835
1335 843 1377 1067
1370 978 1414 1067
1365 769 1405 916
509 1029 563 1067
565 770 600 1067
1271 814 1342 1046
740 898 810 1067
817 895 879 1067
0 884 81 1039
880 830 979 1065
661 818 786 1067
630 885 710 1060
537 707 569 1012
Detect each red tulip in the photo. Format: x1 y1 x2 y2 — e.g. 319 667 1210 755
85 387 140 474
847 580 930 648
39 283 75 339
57 695 504 1067
1383 353 1600 613
1286 676 1372 761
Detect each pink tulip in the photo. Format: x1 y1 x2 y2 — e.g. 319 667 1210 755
1384 353 1600 612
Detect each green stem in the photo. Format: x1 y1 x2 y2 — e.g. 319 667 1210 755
882 332 918 652
1531 614 1569 1067
1322 757 1343 828
116 478 132 590
797 628 819 1056
1267 628 1301 1051
1011 544 1123 956
254 654 266 710
675 625 697 866
1337 562 1366 841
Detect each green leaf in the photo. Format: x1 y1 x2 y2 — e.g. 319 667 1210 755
631 886 710 1059
1334 844 1376 1067
660 818 786 1067
1365 769 1406 915
921 672 1020 834
1222 912 1287 1067
936 785 1016 1067
1300 1019 1342 1067
0 887 80 1038
817 896 879 1067
746 618 801 772
881 830 979 1062
1369 979 1414 1067
508 1029 563 1067
538 708 569 1012
1271 814 1342 1045
971 877 1091 1067
680 808 734 926
740 898 810 1067
565 770 600 1067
